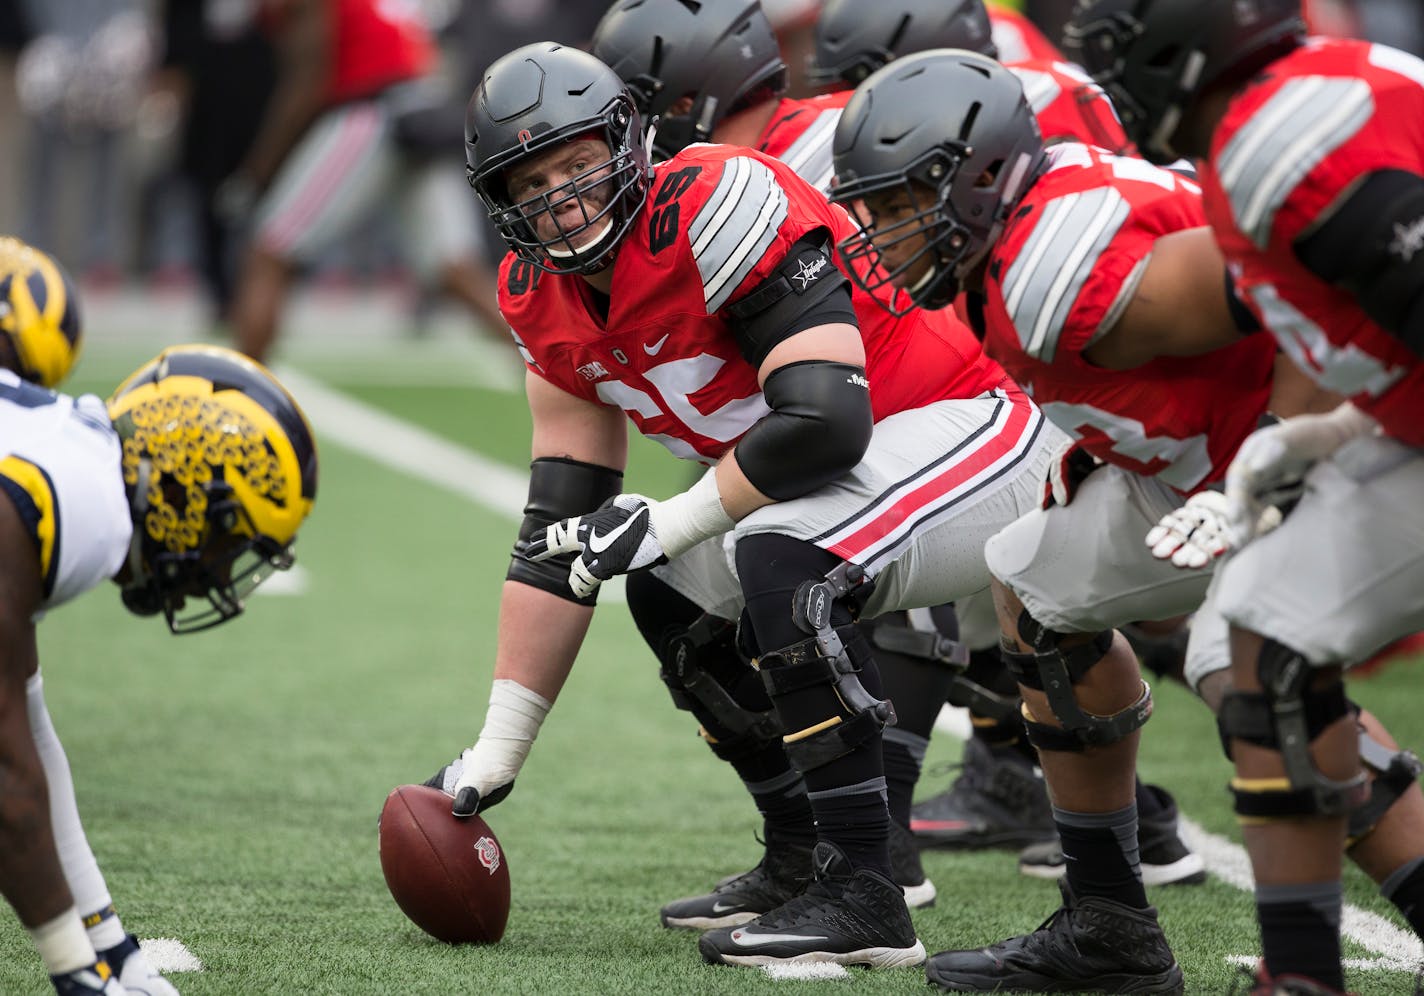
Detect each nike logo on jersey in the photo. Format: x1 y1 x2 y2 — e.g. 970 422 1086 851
644 333 671 355
728 930 833 948
792 255 828 290
587 505 648 554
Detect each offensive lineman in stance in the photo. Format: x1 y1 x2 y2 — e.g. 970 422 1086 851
435 42 1061 969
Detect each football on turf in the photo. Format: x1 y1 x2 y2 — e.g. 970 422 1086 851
378 784 511 944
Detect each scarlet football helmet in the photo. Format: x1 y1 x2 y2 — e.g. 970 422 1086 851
0 237 82 387
107 345 318 633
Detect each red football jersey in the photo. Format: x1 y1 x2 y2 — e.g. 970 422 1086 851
328 0 434 104
989 7 1062 64
1006 58 1132 155
978 144 1276 493
755 92 854 194
499 145 1005 463
1202 38 1424 445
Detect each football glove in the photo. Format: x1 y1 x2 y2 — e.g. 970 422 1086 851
1223 404 1376 547
1042 438 1101 509
1145 490 1234 568
526 494 669 598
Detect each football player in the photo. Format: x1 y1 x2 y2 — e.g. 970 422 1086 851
222 0 505 362
0 336 318 995
586 0 1002 914
803 0 1213 885
434 42 1066 970
1068 2 1424 992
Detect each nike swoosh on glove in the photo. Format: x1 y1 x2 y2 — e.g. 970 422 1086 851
525 494 669 597
1145 490 1235 568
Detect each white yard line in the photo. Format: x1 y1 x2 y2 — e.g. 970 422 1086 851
272 367 628 603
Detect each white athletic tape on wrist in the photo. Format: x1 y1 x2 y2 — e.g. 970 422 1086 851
459 679 553 795
648 470 735 559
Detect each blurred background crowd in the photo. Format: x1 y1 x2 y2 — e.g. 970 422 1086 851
0 0 1420 341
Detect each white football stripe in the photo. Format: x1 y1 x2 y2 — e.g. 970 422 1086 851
267 369 629 604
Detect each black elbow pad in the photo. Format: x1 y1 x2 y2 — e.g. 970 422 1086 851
734 360 873 501
1294 169 1424 355
507 457 623 605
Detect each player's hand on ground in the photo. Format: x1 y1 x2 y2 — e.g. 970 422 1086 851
1146 490 1234 568
1042 439 1100 509
526 494 669 597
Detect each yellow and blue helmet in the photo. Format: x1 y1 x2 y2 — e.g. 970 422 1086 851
0 237 82 387
107 345 319 633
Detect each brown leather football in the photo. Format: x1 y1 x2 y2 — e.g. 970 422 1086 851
379 784 511 944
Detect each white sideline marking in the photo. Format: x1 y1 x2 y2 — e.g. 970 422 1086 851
933 710 1424 979
761 962 851 981
139 938 203 972
271 368 628 604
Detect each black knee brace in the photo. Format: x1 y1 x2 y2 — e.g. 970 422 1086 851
1348 722 1423 844
756 562 895 773
1218 638 1368 819
865 609 1019 721
658 612 783 742
1001 610 1152 751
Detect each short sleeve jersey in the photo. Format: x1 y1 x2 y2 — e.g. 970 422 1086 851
1201 38 1424 446
1006 58 1132 155
0 371 131 612
978 144 1276 493
498 144 1006 463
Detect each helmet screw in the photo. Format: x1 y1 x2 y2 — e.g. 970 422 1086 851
929 163 945 179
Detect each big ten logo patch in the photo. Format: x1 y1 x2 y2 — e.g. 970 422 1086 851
649 166 702 255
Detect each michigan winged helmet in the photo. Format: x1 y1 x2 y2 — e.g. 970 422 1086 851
0 236 82 387
107 345 318 633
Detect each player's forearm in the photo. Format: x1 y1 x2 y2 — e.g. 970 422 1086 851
491 579 595 704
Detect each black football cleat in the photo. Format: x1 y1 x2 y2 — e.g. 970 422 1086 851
925 880 1184 993
698 842 926 969
911 737 1055 848
660 837 813 930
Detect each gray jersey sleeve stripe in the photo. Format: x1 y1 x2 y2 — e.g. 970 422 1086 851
691 157 790 310
1003 194 1076 320
704 194 789 313
689 156 750 251
1218 77 1374 249
780 111 841 194
1004 188 1130 363
1009 68 1063 116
